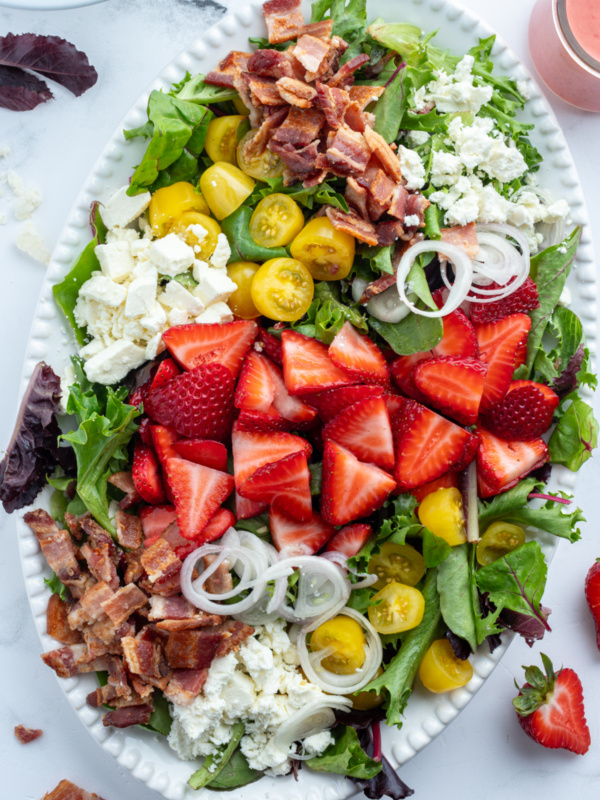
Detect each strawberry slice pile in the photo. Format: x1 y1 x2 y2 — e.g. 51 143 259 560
129 307 555 554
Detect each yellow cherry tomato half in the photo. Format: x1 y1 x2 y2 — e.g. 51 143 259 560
232 96 251 116
310 615 366 675
251 257 314 322
168 211 222 260
237 130 284 181
290 216 355 281
350 667 384 711
368 542 426 591
226 261 261 319
367 581 425 635
419 639 473 693
199 162 255 220
417 487 466 547
250 194 305 248
476 521 526 566
149 181 209 237
205 115 247 165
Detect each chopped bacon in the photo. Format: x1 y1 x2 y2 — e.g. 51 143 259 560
300 19 333 39
214 620 255 657
315 82 349 128
247 48 295 79
205 50 251 87
343 102 368 133
325 205 379 246
63 511 89 541
263 0 304 44
377 220 404 246
14 724 43 744
302 169 328 188
359 272 396 303
155 615 223 631
148 594 195 621
348 85 385 110
24 510 83 587
108 471 141 510
46 594 83 645
440 221 480 259
140 538 181 584
388 184 410 221
85 683 118 708
363 126 403 182
123 548 145 585
42 779 106 800
243 106 288 161
326 125 371 175
68 581 114 629
86 617 135 652
114 509 143 550
121 635 163 679
164 668 208 706
294 34 330 75
101 584 147 626
129 679 154 702
243 74 282 106
202 553 233 594
405 193 430 227
269 140 319 175
139 568 181 597
276 76 317 107
103 704 153 729
345 177 369 219
328 53 370 88
107 653 131 697
272 105 325 147
164 629 224 670
41 644 108 678
80 518 120 589
306 35 348 82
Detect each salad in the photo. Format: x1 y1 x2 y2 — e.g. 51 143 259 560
1 0 597 797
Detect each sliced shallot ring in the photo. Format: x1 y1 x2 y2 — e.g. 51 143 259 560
272 697 352 761
352 277 369 304
272 556 351 623
320 551 379 589
367 284 411 323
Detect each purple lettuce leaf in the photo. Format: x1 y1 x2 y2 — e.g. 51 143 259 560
445 630 471 660
0 63 52 111
552 343 585 395
353 726 414 800
499 604 552 647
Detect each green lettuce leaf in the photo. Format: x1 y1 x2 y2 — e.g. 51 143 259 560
174 71 239 104
306 725 382 779
250 176 348 212
311 0 368 61
220 205 289 264
533 305 597 391
44 572 70 602
293 281 368 344
436 543 477 652
368 313 443 355
549 392 599 472
189 722 247 790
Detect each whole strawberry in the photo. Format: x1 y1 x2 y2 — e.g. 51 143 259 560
513 653 591 755
585 559 600 649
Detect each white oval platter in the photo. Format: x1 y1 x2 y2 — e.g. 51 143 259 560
14 0 597 798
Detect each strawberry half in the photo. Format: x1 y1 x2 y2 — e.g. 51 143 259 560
235 491 267 521
389 352 431 403
432 308 478 358
231 427 312 490
236 408 295 433
476 313 532 414
480 380 559 440
172 439 229 473
235 351 276 413
262 354 317 425
148 358 180 394
163 319 258 377
476 426 549 497
412 356 488 426
257 326 282 365
144 363 235 442
270 506 335 556
321 440 396 525
585 560 600 650
165 457 234 540
322 396 395 470
470 277 540 324
324 523 373 558
328 321 390 386
239 450 312 522
139 503 177 545
281 330 354 395
410 472 459 504
132 442 165 505
150 425 181 466
200 507 236 543
304 384 384 423
394 400 478 490
513 653 590 755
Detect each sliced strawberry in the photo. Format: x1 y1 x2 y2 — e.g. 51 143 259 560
262 355 317 425
471 277 540 324
132 442 165 505
476 427 549 497
235 491 267 520
514 339 528 369
328 321 390 386
235 407 295 432
324 523 373 558
163 320 258 377
172 439 228 472
382 393 406 419
304 384 384 423
164 458 235 539
235 351 276 413
148 358 180 394
257 327 282 365
389 352 431 402
281 330 354 395
323 396 395 470
475 313 532 414
139 503 176 545
150 425 181 466
144 363 235 442
321 440 396 525
394 400 478 490
199 507 236 543
129 384 148 408
585 560 600 650
481 380 559 441
270 506 335 556
432 309 479 358
231 427 312 490
160 519 197 559
138 417 154 446
412 356 487 426
239 450 312 522
452 433 480 472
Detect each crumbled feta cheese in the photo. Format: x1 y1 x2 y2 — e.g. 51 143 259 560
14 187 42 220
84 339 146 384
138 215 154 240
6 170 24 196
517 79 531 99
186 223 207 243
444 190 480 227
209 233 232 270
105 226 139 245
130 238 152 261
95 241 135 282
397 145 426 190
302 730 335 756
160 280 205 315
446 117 527 182
101 185 151 230
416 55 493 115
16 220 50 264
404 214 420 227
405 130 430 147
79 275 128 307
167 307 190 326
80 339 105 359
430 150 463 187
193 263 237 306
150 233 195 276
125 269 158 318
145 332 162 360
140 302 168 334
195 302 234 325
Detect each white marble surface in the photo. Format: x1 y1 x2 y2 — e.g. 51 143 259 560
0 0 599 798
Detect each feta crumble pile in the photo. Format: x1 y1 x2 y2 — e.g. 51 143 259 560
168 619 338 777
73 186 237 385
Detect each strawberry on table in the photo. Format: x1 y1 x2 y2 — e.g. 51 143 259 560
328 321 390 386
132 442 165 505
172 439 229 473
476 313 532 414
322 396 395 470
481 380 559 441
584 559 600 650
281 330 354 395
513 653 591 755
165 457 234 540
321 440 396 525
270 506 335 556
324 523 373 558
476 427 549 497
304 384 384 423
470 277 540 324
413 355 488 426
162 320 258 377
239 450 312 522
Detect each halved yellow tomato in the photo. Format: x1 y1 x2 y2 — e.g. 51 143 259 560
290 217 355 281
250 257 314 322
417 487 467 547
476 521 525 566
350 667 384 711
205 115 246 165
250 194 305 248
168 211 221 260
367 581 425 635
149 181 209 237
237 130 284 181
310 616 366 675
233 96 251 116
368 542 426 590
419 639 473 693
226 261 261 319
199 162 255 220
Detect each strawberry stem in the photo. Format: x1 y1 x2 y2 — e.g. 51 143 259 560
528 492 572 505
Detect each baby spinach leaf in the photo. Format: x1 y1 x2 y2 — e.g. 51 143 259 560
360 244 394 276
295 282 368 344
373 63 406 143
250 177 348 212
369 313 443 355
145 692 172 737
174 71 239 104
549 393 598 472
306 725 382 779
421 528 452 567
220 205 289 263
234 513 270 538
189 722 247 790
437 544 477 652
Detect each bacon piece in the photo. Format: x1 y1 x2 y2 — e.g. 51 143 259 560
124 548 144 585
24 509 82 587
63 511 89 541
440 221 479 259
300 19 333 39
315 82 349 128
388 184 409 221
377 220 404 246
129 679 155 701
46 594 83 645
164 668 208 706
294 34 330 75
107 654 131 697
242 106 289 161
363 126 403 182
140 538 181 584
68 581 114 629
276 77 317 107
79 518 119 590
306 35 348 82
41 644 108 678
101 584 147 626
155 616 222 631
345 177 369 220
326 125 371 175
86 683 118 708
343 102 367 133
269 140 319 175
114 510 143 550
242 74 282 106
214 620 255 657
103 704 153 729
349 85 385 110
302 169 328 188
42 779 106 800
359 272 396 303
202 553 233 594
247 49 295 79
205 50 251 87
325 205 378 246
14 724 43 744
121 635 163 679
148 594 196 621
164 629 224 670
405 193 430 227
263 0 304 44
272 105 325 147
108 471 141 510
328 53 370 88
86 617 135 653
139 569 181 598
